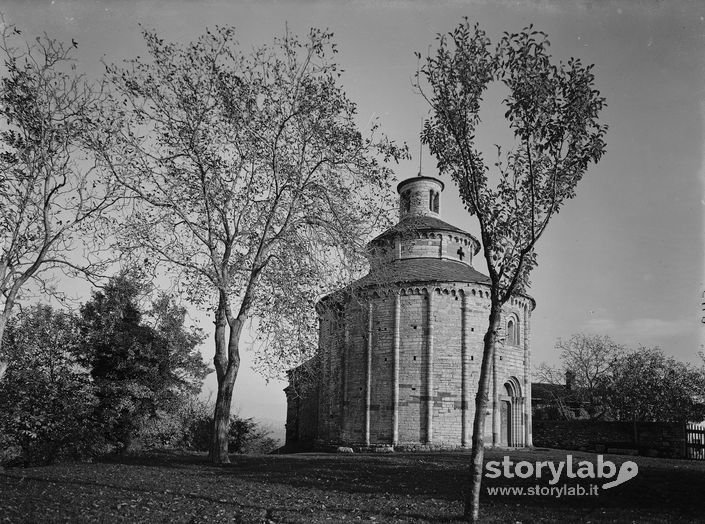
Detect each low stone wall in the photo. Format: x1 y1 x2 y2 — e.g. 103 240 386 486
533 420 686 458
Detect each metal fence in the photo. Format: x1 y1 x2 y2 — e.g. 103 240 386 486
686 423 705 460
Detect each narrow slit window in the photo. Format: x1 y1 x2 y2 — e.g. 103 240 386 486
507 319 519 346
402 191 411 213
429 190 440 213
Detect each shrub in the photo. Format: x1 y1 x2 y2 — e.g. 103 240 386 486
0 306 100 465
157 398 278 454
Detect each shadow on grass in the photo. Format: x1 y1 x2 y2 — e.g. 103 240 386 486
96 448 210 467
74 448 705 522
0 464 462 523
208 449 705 521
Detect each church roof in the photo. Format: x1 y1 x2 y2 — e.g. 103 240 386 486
369 215 479 253
353 257 490 288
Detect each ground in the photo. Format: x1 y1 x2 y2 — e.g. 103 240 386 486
1 448 704 523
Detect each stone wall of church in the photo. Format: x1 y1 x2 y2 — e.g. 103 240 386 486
311 283 532 449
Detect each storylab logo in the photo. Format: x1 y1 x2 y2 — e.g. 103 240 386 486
485 455 639 497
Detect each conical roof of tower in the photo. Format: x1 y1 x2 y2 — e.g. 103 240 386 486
369 215 480 255
353 258 490 288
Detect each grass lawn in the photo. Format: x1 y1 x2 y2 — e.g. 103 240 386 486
1 447 704 523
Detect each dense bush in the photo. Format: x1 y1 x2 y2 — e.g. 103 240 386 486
145 397 278 454
0 306 100 465
79 273 209 453
133 397 210 450
227 416 279 454
130 397 279 455
1 273 211 465
0 274 281 466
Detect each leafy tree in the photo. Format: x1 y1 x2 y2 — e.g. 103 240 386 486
604 347 705 425
139 396 278 454
537 333 624 419
0 305 97 465
416 21 607 521
223 416 277 454
79 273 208 452
96 27 404 462
0 20 120 363
148 294 211 403
80 274 156 452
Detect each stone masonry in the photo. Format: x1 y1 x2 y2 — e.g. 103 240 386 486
285 175 534 450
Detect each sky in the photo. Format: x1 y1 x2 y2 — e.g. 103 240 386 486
3 0 703 433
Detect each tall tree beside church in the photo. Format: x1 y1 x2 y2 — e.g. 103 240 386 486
416 22 607 521
0 21 120 365
79 273 209 451
97 27 404 463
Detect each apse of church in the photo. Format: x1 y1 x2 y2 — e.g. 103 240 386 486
285 175 534 450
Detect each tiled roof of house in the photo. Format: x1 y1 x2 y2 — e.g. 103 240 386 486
531 382 568 400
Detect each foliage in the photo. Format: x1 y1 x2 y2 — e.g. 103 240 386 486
226 416 279 454
0 273 209 463
0 305 98 465
539 337 705 424
416 20 607 521
418 22 606 298
96 25 405 462
147 294 211 400
603 346 705 423
137 396 277 454
79 272 209 452
0 19 120 358
79 273 157 451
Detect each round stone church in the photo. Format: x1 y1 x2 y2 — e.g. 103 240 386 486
285 174 534 450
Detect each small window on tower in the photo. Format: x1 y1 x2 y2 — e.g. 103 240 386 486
507 318 519 346
402 191 411 213
429 190 440 213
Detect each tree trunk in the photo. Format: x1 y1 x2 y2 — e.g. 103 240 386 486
0 309 10 381
209 291 242 464
464 300 502 522
210 365 237 463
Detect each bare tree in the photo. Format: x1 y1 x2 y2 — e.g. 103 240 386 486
0 20 120 368
98 27 404 463
416 22 607 521
556 333 623 418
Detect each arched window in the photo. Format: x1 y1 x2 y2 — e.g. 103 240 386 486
507 318 519 346
429 190 439 213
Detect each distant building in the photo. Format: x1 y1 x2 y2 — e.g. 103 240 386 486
285 174 535 450
532 371 591 421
